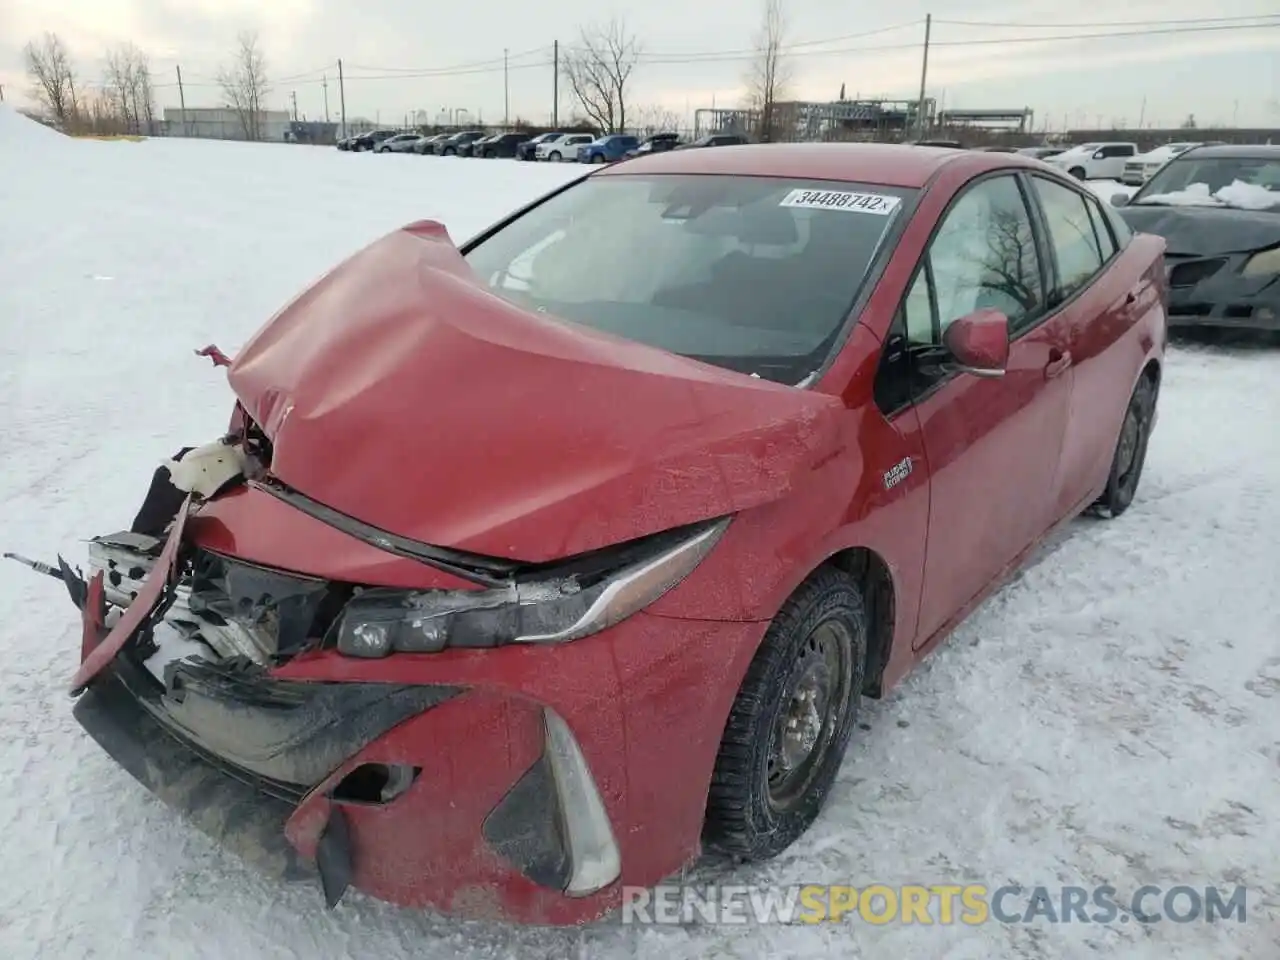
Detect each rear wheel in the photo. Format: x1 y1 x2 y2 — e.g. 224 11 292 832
1093 374 1158 518
549 150 561 162
703 567 867 860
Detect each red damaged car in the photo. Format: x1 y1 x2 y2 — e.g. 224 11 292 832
17 143 1167 924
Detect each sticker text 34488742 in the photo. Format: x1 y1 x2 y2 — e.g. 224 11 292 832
779 189 901 216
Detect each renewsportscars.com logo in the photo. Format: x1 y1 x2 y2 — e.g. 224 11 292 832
620 883 1250 926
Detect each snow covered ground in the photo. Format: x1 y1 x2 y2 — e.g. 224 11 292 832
1 110 1276 959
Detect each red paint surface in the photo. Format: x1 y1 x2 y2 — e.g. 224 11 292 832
83 145 1167 924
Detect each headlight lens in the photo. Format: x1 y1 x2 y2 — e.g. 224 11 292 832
1242 246 1280 278
334 518 730 657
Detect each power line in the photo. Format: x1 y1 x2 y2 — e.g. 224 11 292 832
344 45 550 75
934 13 1280 29
628 19 1280 64
622 20 923 60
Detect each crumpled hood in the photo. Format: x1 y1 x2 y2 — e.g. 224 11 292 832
1119 204 1280 257
227 220 842 562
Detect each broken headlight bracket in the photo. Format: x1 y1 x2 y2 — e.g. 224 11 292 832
331 517 731 657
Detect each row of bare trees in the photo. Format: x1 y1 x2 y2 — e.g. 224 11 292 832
24 4 788 142
22 31 272 140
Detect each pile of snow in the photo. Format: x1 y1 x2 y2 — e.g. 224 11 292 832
1137 179 1279 211
0 105 67 148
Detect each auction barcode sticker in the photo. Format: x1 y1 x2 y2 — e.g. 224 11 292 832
779 189 901 215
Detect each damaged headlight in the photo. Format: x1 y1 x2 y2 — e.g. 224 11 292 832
334 518 730 657
1241 247 1280 278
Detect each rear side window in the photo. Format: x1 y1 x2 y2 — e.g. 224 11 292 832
1031 177 1104 301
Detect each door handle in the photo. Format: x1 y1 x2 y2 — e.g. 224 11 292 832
1045 349 1072 379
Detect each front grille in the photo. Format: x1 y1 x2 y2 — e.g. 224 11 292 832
1167 258 1227 288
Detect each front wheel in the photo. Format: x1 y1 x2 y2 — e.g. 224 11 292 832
1069 166 1086 179
548 150 561 162
592 154 606 164
1093 374 1158 518
703 567 867 861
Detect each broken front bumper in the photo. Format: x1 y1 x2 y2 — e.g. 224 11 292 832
67 514 765 924
1164 252 1280 330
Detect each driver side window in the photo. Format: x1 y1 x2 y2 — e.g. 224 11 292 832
874 174 1045 416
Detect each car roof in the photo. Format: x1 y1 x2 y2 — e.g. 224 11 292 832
1177 143 1280 160
598 141 1031 187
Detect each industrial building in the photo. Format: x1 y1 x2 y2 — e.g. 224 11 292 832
161 107 293 142
692 98 1035 140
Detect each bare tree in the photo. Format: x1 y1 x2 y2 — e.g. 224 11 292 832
631 104 683 137
218 32 271 140
104 43 150 134
744 0 792 142
561 19 641 134
24 33 78 127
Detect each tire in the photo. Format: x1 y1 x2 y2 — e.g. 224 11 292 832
483 149 494 158
1092 373 1158 518
592 154 606 164
1069 166 1086 179
549 150 561 162
703 567 868 861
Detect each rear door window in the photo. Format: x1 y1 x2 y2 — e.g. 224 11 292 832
1030 177 1104 302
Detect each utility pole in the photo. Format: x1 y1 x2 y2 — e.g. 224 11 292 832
1137 96 1146 129
915 14 931 139
292 90 299 122
338 59 347 139
176 65 187 137
504 49 510 128
552 40 559 127
323 75 330 122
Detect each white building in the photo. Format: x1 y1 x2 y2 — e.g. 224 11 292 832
162 107 293 141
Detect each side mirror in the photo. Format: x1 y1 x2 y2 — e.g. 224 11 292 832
943 309 1009 378
1110 193 1129 208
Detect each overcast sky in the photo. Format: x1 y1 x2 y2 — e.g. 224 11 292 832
2 0 1278 130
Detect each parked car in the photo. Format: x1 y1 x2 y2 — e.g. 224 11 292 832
624 132 682 159
347 129 401 152
34 143 1168 928
910 139 964 149
578 134 639 164
516 131 565 161
434 130 486 156
1045 142 1139 180
414 133 452 155
537 132 593 161
1017 146 1066 160
455 134 494 158
1120 142 1205 186
374 133 423 154
676 133 749 149
1111 143 1280 332
973 145 1018 153
476 132 531 158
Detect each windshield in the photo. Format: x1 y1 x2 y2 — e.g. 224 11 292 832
1134 157 1280 210
463 174 913 384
